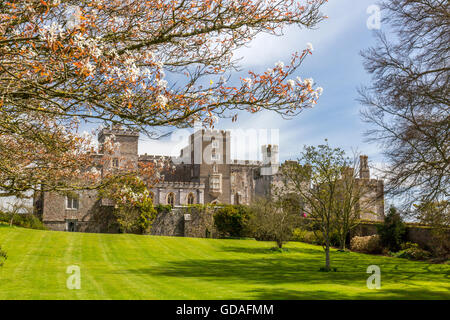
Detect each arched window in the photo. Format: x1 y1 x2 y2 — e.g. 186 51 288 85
187 193 195 205
167 192 175 207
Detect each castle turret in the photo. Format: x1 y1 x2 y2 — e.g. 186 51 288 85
260 144 279 176
98 125 139 171
359 155 370 179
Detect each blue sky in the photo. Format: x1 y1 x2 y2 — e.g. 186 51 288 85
136 1 386 174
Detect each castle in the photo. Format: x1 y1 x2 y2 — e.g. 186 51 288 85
38 126 384 233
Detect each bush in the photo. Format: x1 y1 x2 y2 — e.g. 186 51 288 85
154 204 172 214
350 235 382 254
377 206 406 252
292 228 325 245
214 205 252 238
393 242 432 261
136 198 158 234
0 211 45 230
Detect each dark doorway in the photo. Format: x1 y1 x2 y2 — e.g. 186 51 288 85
67 220 77 232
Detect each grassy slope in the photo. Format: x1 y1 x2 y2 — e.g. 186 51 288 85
0 224 449 300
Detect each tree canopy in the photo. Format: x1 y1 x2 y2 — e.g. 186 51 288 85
0 0 327 196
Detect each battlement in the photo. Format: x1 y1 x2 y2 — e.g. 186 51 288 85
138 154 173 161
231 159 262 166
98 126 139 142
155 181 205 189
197 129 230 135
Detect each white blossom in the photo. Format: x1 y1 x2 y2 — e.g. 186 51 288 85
243 77 252 88
286 79 295 89
316 87 324 95
84 61 95 74
39 22 64 43
156 79 168 89
125 88 133 99
157 95 168 107
306 42 314 52
303 78 314 87
275 61 284 69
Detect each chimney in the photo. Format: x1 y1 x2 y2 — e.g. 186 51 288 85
359 155 370 179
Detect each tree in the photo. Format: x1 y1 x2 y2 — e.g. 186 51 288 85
5 198 33 226
414 200 449 256
1 0 327 196
279 144 376 269
359 0 449 207
333 155 380 250
98 174 157 234
248 195 300 249
377 206 406 252
213 204 252 238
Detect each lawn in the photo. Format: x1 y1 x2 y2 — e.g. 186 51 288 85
0 224 449 300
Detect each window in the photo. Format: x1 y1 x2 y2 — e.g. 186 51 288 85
211 152 220 161
266 145 272 158
213 164 217 173
167 192 175 207
212 139 219 148
66 195 79 210
211 177 220 189
112 158 119 168
187 193 195 205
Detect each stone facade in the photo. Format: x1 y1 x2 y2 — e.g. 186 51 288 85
39 126 385 233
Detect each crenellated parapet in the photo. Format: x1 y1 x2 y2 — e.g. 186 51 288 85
98 126 139 141
231 159 262 166
155 181 205 189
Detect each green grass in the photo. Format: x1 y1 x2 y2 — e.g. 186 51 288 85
0 224 449 300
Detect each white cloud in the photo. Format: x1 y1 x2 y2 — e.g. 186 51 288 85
234 0 366 67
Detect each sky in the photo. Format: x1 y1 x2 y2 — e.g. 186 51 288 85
137 0 386 175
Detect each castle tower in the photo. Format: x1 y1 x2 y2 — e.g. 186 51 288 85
98 124 139 172
359 155 370 179
181 129 232 203
260 144 279 176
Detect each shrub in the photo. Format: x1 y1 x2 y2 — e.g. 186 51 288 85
136 198 158 234
0 211 45 230
292 228 325 245
377 206 406 252
350 235 382 254
214 205 252 238
155 204 172 214
393 242 432 261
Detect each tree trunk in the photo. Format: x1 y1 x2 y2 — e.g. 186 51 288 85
339 234 346 251
276 239 283 249
325 242 331 270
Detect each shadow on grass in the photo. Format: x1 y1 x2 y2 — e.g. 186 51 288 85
250 287 450 300
219 245 323 255
115 251 449 299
